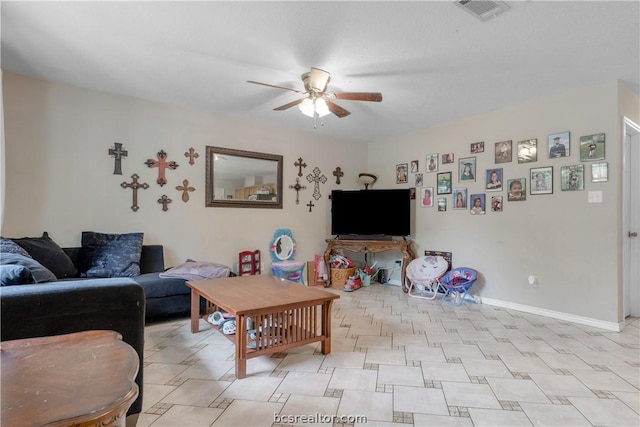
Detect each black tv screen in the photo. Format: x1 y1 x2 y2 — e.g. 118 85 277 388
331 189 412 237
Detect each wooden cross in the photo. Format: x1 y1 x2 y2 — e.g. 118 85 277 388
332 166 344 184
294 157 307 177
288 177 307 205
145 150 178 187
120 173 149 212
108 143 128 175
176 179 195 202
306 200 315 212
306 167 327 201
184 147 199 166
158 194 172 212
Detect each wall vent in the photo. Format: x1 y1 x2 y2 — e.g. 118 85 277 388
455 0 511 22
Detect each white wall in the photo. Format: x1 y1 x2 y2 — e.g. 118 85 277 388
368 80 638 324
1 73 366 270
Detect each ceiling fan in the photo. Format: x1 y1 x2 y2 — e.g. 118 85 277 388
247 67 382 119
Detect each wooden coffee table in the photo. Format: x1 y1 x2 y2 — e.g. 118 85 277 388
1 330 139 427
187 275 339 378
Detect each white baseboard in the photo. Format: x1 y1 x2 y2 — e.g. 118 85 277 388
479 297 623 332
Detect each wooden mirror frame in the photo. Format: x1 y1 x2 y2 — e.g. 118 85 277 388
205 146 283 209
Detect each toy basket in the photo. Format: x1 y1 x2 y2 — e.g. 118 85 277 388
440 267 478 306
331 267 356 289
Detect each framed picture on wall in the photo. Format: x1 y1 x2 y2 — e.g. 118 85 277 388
459 157 476 182
507 178 526 201
491 195 503 212
437 198 447 211
420 187 434 207
470 193 486 215
415 173 423 186
396 163 408 184
437 172 452 194
579 133 605 161
591 162 608 182
442 153 455 164
471 141 484 153
548 131 570 158
410 160 419 173
517 139 537 163
495 140 513 163
561 164 584 191
426 153 439 172
485 168 503 191
530 166 553 194
452 188 468 209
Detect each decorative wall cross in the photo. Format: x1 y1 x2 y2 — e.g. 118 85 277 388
176 179 195 202
288 177 307 205
294 157 307 177
145 150 178 186
184 147 199 166
121 173 149 212
158 194 172 212
306 200 315 212
108 143 128 175
332 167 344 184
306 167 327 200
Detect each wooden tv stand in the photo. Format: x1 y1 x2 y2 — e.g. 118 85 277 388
324 238 416 292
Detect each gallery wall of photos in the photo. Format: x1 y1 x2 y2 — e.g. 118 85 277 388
396 132 607 214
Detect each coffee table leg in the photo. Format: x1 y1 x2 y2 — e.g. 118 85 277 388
190 290 200 333
320 300 333 354
235 314 247 379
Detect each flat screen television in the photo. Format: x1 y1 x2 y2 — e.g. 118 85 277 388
330 189 412 238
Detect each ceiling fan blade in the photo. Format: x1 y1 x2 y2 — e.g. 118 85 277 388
273 98 305 111
333 92 383 102
325 100 351 118
247 80 305 94
309 67 331 92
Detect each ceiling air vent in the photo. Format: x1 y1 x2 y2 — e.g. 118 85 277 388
455 0 511 22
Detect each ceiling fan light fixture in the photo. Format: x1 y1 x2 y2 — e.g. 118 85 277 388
298 98 315 117
315 98 331 117
298 97 331 118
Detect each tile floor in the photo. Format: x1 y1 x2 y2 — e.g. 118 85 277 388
138 283 639 427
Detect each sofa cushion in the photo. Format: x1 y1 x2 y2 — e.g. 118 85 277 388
0 264 35 286
10 232 78 279
134 272 190 298
0 253 57 283
1 237 32 257
80 232 144 278
159 260 230 281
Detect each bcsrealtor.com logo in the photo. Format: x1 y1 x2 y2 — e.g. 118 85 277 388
273 413 368 424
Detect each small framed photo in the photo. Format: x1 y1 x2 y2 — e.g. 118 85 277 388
426 153 439 172
485 168 503 191
410 187 416 200
518 139 538 163
442 153 455 164
530 166 553 194
453 188 468 209
396 163 408 184
507 178 526 201
471 141 484 153
420 187 434 207
415 173 423 187
437 198 447 212
549 131 570 158
591 162 608 182
491 195 503 212
495 140 513 163
470 193 486 215
561 165 584 191
410 160 419 173
459 157 476 182
437 171 452 194
580 133 605 161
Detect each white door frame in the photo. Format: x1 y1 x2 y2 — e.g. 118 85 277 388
622 116 640 321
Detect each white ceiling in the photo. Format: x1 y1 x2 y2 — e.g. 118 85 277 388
2 1 639 143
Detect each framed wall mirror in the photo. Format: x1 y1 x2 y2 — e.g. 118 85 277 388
205 146 283 208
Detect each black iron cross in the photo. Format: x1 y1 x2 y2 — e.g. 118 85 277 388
108 143 128 175
288 177 307 205
306 200 315 212
121 173 149 212
294 157 307 177
332 167 344 184
176 179 195 202
158 194 172 212
306 167 327 200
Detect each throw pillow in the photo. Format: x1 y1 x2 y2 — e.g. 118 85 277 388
159 260 230 281
10 232 78 279
0 264 35 286
0 237 32 258
80 232 144 278
0 253 57 283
